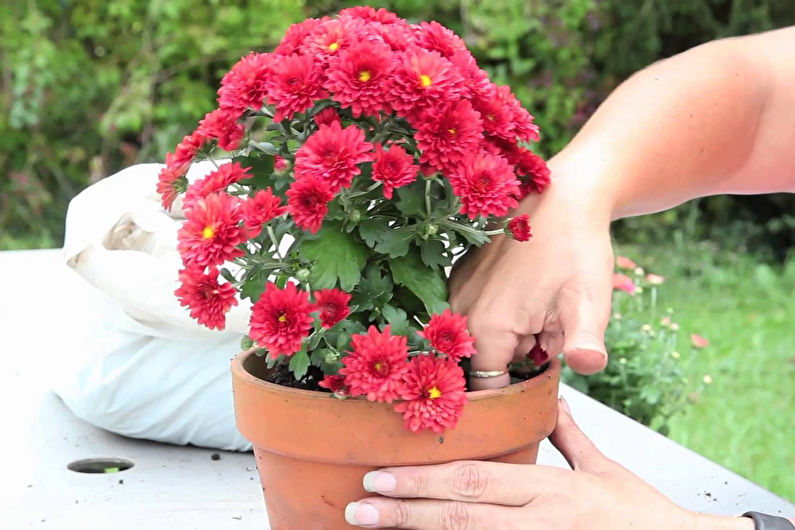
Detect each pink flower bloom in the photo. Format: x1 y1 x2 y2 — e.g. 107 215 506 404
691 334 710 349
506 215 532 242
449 151 520 219
249 282 316 357
616 256 637 270
389 49 464 118
318 375 348 395
294 122 374 191
286 176 335 234
414 99 483 175
175 267 238 330
325 39 394 117
266 54 329 122
184 162 251 211
611 273 637 295
197 108 245 151
241 188 286 237
371 143 418 199
177 193 246 269
340 325 409 403
217 52 273 113
313 288 351 328
528 343 549 367
418 309 476 362
394 355 467 433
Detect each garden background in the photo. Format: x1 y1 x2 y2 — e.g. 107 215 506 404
2 0 793 500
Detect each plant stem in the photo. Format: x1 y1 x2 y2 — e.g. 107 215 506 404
267 225 284 262
345 181 381 199
425 178 433 220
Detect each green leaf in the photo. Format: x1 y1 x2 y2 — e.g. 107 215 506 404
389 252 449 315
420 239 452 268
299 221 369 291
357 218 386 248
374 228 414 258
396 182 426 217
446 223 490 246
234 152 275 189
219 267 237 283
382 304 411 336
352 263 393 311
241 269 268 302
288 350 311 380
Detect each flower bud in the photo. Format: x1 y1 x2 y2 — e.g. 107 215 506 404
296 268 311 282
348 209 362 223
420 223 438 239
240 335 254 350
325 351 339 364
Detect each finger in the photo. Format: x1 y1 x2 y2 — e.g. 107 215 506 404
345 497 519 529
362 461 562 506
467 316 516 390
536 331 564 360
549 397 611 472
559 287 611 374
511 334 537 362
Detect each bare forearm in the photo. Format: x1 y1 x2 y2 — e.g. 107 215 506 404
550 26 795 219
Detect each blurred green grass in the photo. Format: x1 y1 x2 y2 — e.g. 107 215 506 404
619 239 795 501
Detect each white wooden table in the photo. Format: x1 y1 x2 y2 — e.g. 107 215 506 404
1 249 793 529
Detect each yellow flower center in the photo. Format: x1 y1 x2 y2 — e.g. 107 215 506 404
428 386 442 399
202 226 215 239
419 74 432 87
278 313 288 323
448 128 456 135
329 41 340 51
358 70 372 82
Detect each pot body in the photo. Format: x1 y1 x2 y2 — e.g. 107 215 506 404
232 351 560 529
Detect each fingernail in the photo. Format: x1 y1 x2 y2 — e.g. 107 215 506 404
559 397 571 415
363 471 396 493
345 502 380 526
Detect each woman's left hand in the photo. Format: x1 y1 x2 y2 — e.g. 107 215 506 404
344 398 752 530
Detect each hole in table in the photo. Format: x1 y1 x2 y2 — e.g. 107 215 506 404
67 458 135 474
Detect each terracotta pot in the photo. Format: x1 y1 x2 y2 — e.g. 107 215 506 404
231 351 560 529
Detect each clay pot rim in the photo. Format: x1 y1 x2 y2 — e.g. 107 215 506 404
232 349 561 402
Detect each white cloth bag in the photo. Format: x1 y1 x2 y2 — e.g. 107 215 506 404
53 162 252 451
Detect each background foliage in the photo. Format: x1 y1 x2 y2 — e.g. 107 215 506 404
2 0 793 499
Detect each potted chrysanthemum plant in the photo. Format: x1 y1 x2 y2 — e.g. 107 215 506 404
158 6 559 529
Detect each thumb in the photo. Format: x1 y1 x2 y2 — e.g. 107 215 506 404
549 397 610 472
560 294 610 375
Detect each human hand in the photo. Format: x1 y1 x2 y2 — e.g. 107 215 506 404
345 399 753 530
450 159 615 389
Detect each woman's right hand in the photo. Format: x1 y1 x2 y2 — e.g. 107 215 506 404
450 158 615 389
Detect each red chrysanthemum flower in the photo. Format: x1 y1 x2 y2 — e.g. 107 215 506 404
313 288 351 328
273 155 290 173
286 176 335 234
389 49 464 118
394 355 467 434
414 100 483 175
157 153 188 210
170 131 207 170
175 267 238 330
313 107 341 128
294 122 374 191
339 6 400 24
266 54 329 123
318 375 349 395
183 162 251 211
274 18 326 56
418 309 476 362
449 151 520 219
242 188 286 237
325 40 394 118
528 343 549 367
197 108 245 151
515 149 551 196
340 325 410 403
177 193 246 268
506 214 532 242
371 143 418 199
413 21 467 59
218 53 273 113
473 85 517 142
302 18 361 66
449 50 492 102
249 282 316 357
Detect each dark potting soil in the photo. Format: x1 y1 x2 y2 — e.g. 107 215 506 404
264 362 327 391
262 358 551 393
